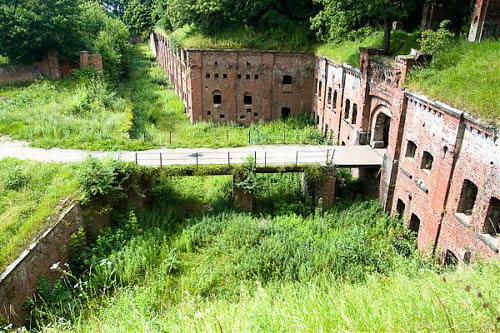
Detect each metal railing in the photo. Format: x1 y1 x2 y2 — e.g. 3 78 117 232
135 149 335 168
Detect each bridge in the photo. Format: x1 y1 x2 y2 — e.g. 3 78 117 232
134 145 385 169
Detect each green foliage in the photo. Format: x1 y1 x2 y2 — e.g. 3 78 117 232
311 0 417 46
77 157 133 203
407 39 500 125
79 2 131 80
0 159 78 272
162 23 315 52
419 20 455 55
123 0 154 36
315 30 420 67
0 0 83 62
232 157 259 193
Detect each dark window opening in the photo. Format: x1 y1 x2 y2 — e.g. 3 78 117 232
237 74 242 79
205 73 210 79
344 99 350 119
223 74 227 79
244 94 252 105
283 75 293 85
396 199 406 219
246 61 250 67
409 214 420 235
213 91 222 105
444 250 458 266
406 140 417 158
314 78 318 94
246 74 250 80
333 91 338 109
207 111 211 116
457 180 478 216
255 74 259 80
319 81 323 97
463 251 472 264
341 141 346 146
327 87 332 104
219 114 225 119
247 108 252 113
240 115 245 120
421 151 433 170
372 112 391 148
254 112 258 117
214 73 219 79
352 104 358 124
484 197 500 236
324 124 329 137
214 61 219 66
281 107 291 119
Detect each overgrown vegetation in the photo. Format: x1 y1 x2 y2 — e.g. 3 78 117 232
0 159 78 272
17 170 498 332
407 39 500 125
0 1 130 80
0 44 325 150
315 30 420 67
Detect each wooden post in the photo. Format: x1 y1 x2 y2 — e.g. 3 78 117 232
264 152 267 167
135 153 138 165
169 131 172 146
296 151 299 166
228 152 230 166
196 152 199 168
160 153 163 168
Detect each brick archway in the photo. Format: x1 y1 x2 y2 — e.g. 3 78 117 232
370 106 392 148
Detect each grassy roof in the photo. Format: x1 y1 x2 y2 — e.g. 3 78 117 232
407 40 500 126
156 24 315 52
314 31 420 67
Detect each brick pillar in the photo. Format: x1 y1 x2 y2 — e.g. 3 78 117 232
233 174 253 212
47 52 61 80
89 54 103 72
469 0 500 42
302 167 336 210
80 51 89 68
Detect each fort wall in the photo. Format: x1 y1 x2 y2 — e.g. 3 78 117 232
150 30 499 263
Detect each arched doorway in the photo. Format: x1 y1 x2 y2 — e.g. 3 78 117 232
371 111 391 148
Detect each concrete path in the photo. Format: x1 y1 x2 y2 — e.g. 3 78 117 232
0 137 385 168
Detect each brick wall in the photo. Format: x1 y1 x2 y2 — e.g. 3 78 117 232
469 0 500 41
152 32 315 124
150 32 499 263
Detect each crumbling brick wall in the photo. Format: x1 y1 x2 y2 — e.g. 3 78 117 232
469 0 500 41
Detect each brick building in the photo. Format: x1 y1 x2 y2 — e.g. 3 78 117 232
151 33 315 124
150 28 499 263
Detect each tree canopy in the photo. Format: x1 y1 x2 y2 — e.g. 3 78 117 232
311 0 417 53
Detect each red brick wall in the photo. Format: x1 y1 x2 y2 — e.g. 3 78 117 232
152 32 314 124
150 32 500 262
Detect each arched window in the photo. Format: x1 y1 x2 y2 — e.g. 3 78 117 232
405 140 417 158
344 99 350 119
351 104 358 124
213 90 221 105
458 179 478 216
421 151 434 170
327 87 332 105
333 90 338 109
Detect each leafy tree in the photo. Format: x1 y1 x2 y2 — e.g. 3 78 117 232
311 0 417 54
98 0 130 18
0 0 83 62
123 0 154 35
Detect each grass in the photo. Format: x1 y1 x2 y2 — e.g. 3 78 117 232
0 159 78 272
23 172 498 332
0 56 8 65
0 44 326 150
315 30 421 67
407 39 500 125
160 24 315 51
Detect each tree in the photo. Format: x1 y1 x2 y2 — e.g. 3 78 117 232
123 0 154 35
98 0 130 18
311 0 417 54
0 0 83 62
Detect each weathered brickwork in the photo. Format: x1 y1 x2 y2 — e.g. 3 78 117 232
151 31 499 263
469 0 500 41
151 32 315 124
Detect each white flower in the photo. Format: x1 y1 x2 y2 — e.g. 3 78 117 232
50 262 60 271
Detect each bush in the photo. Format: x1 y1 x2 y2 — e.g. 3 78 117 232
0 161 29 190
419 20 455 55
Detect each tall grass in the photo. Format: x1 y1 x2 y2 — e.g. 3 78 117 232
0 159 78 271
407 39 500 125
0 44 326 150
162 24 315 51
315 30 421 67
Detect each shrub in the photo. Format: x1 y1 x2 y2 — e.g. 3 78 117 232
419 20 455 55
77 157 124 203
0 161 29 190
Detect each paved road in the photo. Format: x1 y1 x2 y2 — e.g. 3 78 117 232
0 137 385 167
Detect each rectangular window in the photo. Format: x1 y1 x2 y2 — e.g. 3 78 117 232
283 75 293 85
396 199 406 219
327 87 332 104
484 197 500 236
409 214 420 235
421 151 433 170
457 179 478 216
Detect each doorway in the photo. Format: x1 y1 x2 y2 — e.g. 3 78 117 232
371 112 391 148
281 107 291 119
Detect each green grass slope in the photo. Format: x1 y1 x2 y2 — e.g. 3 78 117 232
0 159 78 272
407 40 500 125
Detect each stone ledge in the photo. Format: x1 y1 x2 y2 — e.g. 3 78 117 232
477 234 499 253
400 167 413 179
454 213 472 229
